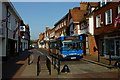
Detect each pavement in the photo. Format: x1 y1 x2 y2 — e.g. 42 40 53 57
1 49 120 80
83 54 116 68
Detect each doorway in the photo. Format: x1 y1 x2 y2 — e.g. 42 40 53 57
115 40 120 56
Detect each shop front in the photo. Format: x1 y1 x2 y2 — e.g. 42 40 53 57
98 31 120 58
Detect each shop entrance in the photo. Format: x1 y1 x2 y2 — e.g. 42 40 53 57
115 40 120 56
8 39 17 56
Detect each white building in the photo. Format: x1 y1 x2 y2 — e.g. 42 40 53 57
0 1 22 61
20 24 30 51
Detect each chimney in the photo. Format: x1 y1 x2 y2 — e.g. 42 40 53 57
80 2 88 10
73 7 80 10
46 27 50 31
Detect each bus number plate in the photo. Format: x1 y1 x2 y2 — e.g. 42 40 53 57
71 57 76 59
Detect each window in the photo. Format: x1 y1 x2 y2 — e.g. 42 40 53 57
64 20 66 26
118 5 120 14
101 0 105 7
59 23 61 28
81 23 84 29
91 7 95 12
88 5 91 13
7 11 11 29
96 14 101 28
70 24 74 35
101 0 112 7
70 18 73 24
15 19 18 27
105 9 112 25
62 22 64 27
64 29 66 33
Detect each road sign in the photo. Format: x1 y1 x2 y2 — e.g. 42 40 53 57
20 26 25 31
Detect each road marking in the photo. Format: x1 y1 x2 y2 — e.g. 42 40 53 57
37 51 44 55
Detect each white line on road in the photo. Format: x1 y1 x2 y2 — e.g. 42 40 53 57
37 51 44 55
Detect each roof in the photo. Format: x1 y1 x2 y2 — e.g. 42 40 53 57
69 8 88 22
3 1 22 21
77 2 98 22
54 13 68 26
88 2 99 7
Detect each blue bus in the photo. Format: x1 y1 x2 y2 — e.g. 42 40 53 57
49 35 84 60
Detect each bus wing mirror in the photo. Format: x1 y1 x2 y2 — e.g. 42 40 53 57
57 47 61 50
60 41 63 46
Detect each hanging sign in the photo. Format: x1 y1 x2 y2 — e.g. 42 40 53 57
20 26 25 31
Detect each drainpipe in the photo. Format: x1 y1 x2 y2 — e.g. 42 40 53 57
6 6 9 60
98 39 100 62
18 22 21 54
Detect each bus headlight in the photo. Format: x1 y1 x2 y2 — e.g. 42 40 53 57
62 55 67 58
79 54 84 56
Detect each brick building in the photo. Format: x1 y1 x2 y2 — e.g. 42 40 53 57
67 6 87 36
38 27 51 49
54 13 68 38
94 2 120 57
49 27 55 39
38 1 120 61
79 2 99 55
38 33 44 48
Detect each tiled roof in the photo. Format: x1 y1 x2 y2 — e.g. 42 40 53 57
88 2 99 7
69 9 88 22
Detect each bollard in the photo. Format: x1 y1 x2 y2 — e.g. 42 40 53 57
52 56 53 65
28 54 33 65
58 59 60 74
28 54 30 65
109 52 112 65
46 56 51 75
61 65 70 73
52 56 61 75
37 55 41 76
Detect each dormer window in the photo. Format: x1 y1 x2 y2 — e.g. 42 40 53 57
88 5 91 13
101 0 106 7
100 0 113 7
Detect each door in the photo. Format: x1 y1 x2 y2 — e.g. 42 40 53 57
109 40 114 55
99 40 104 56
115 40 120 56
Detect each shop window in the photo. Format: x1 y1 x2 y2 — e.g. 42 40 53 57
109 41 115 55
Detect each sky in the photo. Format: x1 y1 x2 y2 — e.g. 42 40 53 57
11 1 100 40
